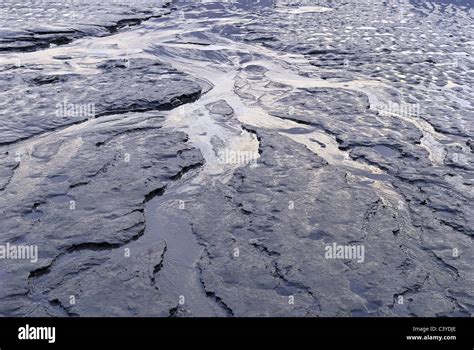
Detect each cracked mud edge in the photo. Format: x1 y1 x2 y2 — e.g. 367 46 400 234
150 243 168 288
196 247 235 317
46 241 168 317
0 161 19 192
28 223 147 280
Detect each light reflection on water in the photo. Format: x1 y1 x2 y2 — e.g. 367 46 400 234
172 0 474 14
174 0 473 5
410 0 473 7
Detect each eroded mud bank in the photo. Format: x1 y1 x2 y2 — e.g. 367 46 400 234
0 0 472 316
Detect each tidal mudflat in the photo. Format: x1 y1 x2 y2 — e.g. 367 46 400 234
0 0 472 317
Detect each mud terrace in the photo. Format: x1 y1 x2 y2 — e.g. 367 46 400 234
0 0 472 317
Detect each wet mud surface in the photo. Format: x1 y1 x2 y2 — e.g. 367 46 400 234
0 0 472 316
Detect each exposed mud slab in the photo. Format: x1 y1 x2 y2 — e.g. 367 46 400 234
0 0 172 53
0 58 202 145
0 0 472 317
